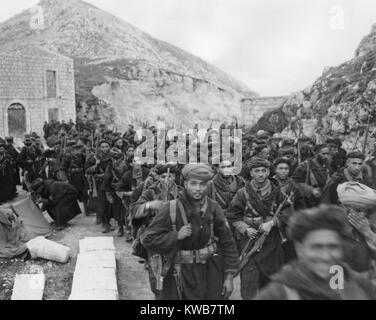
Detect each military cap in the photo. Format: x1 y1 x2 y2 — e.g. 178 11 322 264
126 144 135 151
247 157 271 169
326 137 342 147
5 136 13 142
273 157 291 168
67 140 77 147
346 151 365 161
0 138 6 148
110 147 123 158
272 133 283 140
298 136 312 142
281 139 296 148
256 130 268 137
314 144 330 153
253 138 266 146
99 140 110 146
255 144 269 153
182 164 214 182
279 146 296 156
288 205 348 243
155 163 179 175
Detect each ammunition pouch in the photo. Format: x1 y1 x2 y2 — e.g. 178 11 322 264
175 243 217 264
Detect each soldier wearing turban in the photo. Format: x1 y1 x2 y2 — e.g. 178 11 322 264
141 163 239 300
227 157 293 299
292 143 331 208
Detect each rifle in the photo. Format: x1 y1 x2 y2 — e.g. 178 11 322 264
235 191 293 277
91 131 94 149
362 114 371 154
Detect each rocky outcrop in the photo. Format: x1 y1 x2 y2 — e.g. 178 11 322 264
254 24 376 154
0 0 257 130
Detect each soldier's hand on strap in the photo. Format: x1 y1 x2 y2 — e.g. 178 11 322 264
147 200 166 211
177 224 192 240
246 227 258 239
312 188 321 198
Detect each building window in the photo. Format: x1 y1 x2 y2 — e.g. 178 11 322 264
46 70 57 98
48 108 59 122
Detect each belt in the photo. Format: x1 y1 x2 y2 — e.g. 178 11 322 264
175 243 217 264
243 216 272 228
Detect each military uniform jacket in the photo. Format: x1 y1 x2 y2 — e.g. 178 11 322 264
227 179 292 276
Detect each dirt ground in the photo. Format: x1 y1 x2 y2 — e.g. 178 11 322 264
0 191 241 300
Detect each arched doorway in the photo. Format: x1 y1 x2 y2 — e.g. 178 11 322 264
8 103 26 138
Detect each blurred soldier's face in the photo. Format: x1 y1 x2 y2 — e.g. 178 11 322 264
295 229 343 280
318 147 331 164
116 140 123 148
184 179 208 201
159 172 176 186
100 143 110 154
250 167 270 184
346 158 363 176
127 148 135 157
275 163 290 180
219 160 233 178
258 148 270 159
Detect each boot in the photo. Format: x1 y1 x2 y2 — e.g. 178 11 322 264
117 226 124 237
102 224 112 234
125 230 133 243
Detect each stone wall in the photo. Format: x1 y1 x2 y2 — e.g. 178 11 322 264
0 47 75 137
241 96 288 127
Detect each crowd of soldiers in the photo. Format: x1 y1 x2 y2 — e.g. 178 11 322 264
1 120 376 300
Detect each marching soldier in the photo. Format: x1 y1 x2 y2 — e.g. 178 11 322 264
141 164 239 300
101 148 128 237
65 144 90 215
273 157 306 262
292 144 331 208
130 164 180 299
207 159 245 248
321 151 376 273
17 135 42 189
227 157 292 299
86 140 113 232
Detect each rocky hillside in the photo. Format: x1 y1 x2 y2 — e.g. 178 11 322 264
0 0 257 129
255 23 376 155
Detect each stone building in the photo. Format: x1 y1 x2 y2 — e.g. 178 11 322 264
241 96 288 127
0 47 75 139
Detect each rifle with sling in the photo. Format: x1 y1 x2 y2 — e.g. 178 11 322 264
150 199 187 300
235 191 293 277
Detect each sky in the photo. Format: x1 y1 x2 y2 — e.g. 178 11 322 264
1 0 376 96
